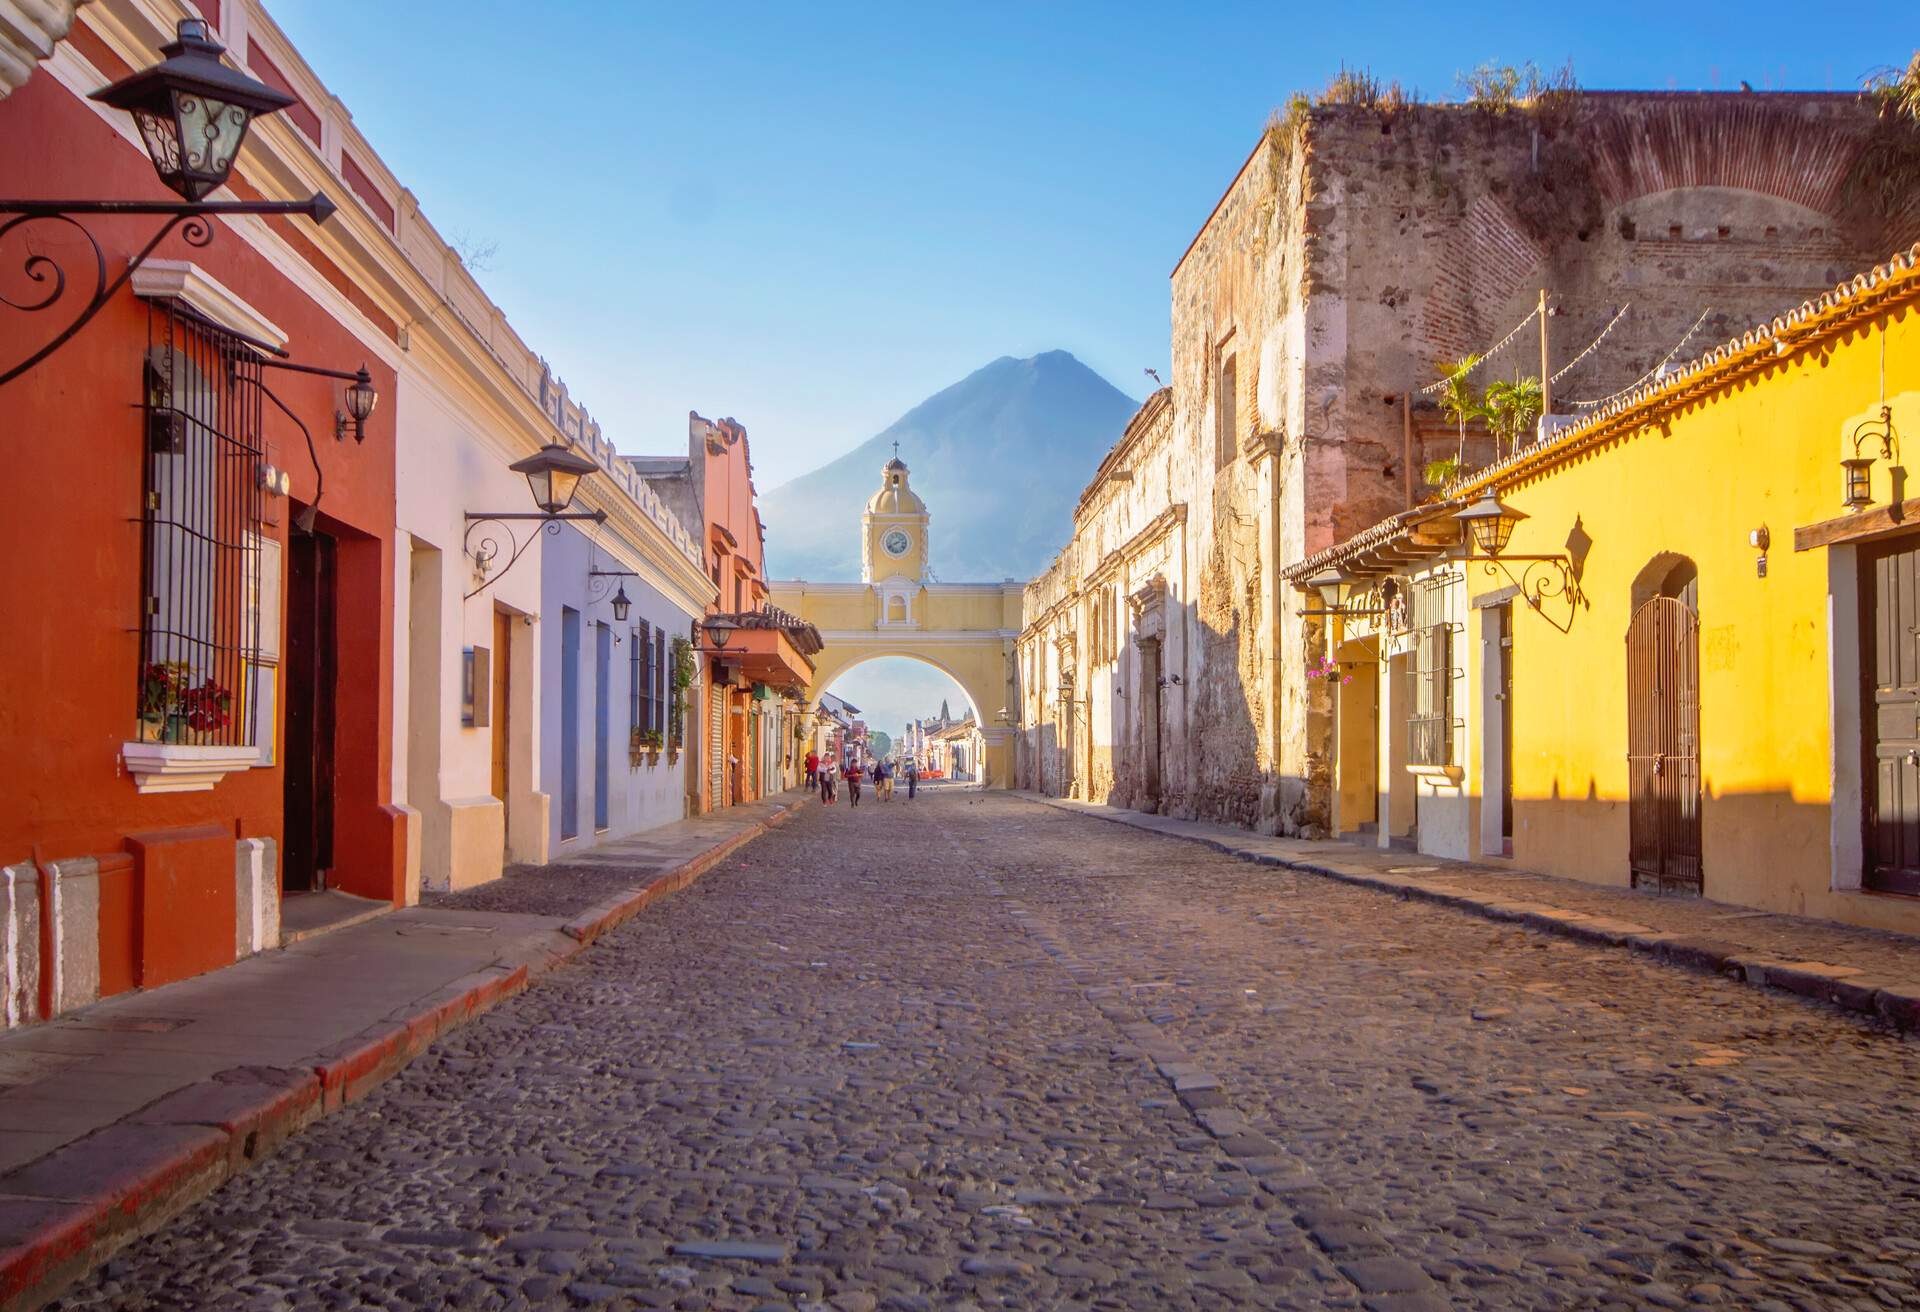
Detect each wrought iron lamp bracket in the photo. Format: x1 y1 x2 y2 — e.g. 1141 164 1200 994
463 509 607 600
0 195 335 388
1472 551 1580 632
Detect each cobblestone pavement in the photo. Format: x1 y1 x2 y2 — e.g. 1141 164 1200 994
54 792 1920 1311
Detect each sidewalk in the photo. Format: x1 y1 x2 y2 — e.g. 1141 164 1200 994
1020 793 1920 1034
0 790 808 1311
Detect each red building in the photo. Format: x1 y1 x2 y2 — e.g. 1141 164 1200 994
0 7 403 1022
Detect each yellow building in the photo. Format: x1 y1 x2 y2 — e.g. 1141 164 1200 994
1287 243 1920 933
770 458 1023 786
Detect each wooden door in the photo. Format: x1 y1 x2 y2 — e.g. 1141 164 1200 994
491 611 510 826
1865 537 1920 895
559 608 580 840
1627 595 1702 894
1140 639 1162 807
1496 604 1515 846
283 530 336 892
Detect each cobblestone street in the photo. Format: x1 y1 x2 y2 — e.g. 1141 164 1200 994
55 791 1920 1311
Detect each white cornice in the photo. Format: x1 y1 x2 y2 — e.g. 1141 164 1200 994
131 259 289 350
0 0 85 99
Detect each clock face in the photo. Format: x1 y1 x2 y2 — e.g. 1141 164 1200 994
882 529 911 557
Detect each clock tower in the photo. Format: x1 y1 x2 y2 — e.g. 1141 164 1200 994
863 453 928 584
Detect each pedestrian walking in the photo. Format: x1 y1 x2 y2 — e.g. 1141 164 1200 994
844 757 865 807
874 759 892 801
804 749 818 789
818 757 836 804
905 759 918 800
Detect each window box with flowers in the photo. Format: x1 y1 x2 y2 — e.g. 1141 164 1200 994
126 660 254 793
630 728 663 768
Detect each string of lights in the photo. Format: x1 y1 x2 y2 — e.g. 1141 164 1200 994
1549 303 1632 385
1416 305 1541 396
1566 306 1715 409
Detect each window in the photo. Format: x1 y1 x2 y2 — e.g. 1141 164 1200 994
1216 351 1239 469
137 306 265 749
1407 578 1457 767
629 625 643 739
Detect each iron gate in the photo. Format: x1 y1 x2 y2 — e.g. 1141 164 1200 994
1627 595 1702 894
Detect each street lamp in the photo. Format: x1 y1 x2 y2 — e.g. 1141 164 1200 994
1455 493 1528 558
90 19 294 202
704 615 741 650
1842 406 1895 511
510 442 600 516
1453 490 1578 627
610 584 631 622
1 18 338 388
463 442 608 600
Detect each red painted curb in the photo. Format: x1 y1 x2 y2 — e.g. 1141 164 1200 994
0 800 805 1311
0 1123 228 1310
562 796 809 946
0 956 536 1309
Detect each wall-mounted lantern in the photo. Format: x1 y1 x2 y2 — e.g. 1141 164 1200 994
92 18 294 202
1295 564 1385 619
0 19 338 388
703 615 741 650
1454 491 1578 628
1843 405 1895 511
464 442 607 600
1455 493 1527 557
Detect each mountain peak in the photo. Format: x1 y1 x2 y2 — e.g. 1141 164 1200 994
761 353 1138 582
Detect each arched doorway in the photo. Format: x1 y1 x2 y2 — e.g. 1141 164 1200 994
1627 555 1702 894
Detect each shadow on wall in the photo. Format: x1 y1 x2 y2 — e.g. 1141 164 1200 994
1019 591 1299 832
1505 786 1857 921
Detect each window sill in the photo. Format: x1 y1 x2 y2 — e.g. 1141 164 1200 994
1406 763 1464 783
123 742 260 794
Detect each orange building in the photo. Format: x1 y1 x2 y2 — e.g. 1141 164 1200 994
0 9 404 1022
641 415 816 812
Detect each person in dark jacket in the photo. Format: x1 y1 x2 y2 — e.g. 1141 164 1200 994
844 757 865 807
805 749 819 789
905 759 918 799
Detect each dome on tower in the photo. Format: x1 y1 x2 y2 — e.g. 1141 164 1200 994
866 456 926 515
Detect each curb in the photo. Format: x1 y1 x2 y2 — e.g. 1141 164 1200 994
0 794 809 1311
562 795 809 946
1025 795 1920 1036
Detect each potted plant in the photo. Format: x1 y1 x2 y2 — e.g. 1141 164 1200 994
1305 655 1353 686
139 660 192 742
183 677 233 739
641 728 664 766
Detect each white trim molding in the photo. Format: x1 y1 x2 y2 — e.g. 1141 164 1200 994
122 742 259 794
131 259 291 351
0 0 85 100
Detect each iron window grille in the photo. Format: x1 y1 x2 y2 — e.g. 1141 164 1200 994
137 301 265 749
1406 573 1462 768
635 619 654 736
654 628 667 741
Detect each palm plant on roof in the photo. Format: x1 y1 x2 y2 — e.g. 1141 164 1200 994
1485 376 1544 459
1437 353 1487 469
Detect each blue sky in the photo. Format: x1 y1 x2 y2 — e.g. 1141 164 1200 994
269 0 1910 727
270 0 1910 492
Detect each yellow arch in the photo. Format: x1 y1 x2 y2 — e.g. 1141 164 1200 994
770 579 1022 787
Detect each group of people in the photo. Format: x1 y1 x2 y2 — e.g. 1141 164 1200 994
805 750 917 808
